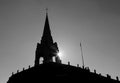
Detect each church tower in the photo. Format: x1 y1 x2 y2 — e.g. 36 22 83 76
34 12 60 66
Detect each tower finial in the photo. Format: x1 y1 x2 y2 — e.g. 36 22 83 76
46 8 48 14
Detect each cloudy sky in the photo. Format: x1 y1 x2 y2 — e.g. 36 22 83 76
0 0 120 83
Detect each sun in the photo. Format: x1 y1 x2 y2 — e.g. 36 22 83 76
57 51 63 57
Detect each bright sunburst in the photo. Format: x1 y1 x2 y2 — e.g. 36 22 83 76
57 51 63 57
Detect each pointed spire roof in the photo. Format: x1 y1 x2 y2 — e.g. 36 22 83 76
43 12 51 37
41 11 53 45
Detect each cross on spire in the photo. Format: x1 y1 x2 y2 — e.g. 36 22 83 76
46 8 48 14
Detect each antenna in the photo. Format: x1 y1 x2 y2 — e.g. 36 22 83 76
80 42 85 68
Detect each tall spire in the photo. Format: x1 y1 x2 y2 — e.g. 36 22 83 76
41 9 53 45
35 10 60 65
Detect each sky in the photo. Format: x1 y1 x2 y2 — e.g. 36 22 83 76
0 0 120 83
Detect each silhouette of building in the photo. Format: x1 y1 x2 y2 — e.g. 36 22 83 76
35 12 61 65
7 12 120 83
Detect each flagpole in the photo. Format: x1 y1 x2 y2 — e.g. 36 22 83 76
80 42 85 68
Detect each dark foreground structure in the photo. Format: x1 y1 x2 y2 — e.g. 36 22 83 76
7 13 120 83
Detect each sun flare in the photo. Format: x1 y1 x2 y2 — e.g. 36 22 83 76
57 51 63 57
